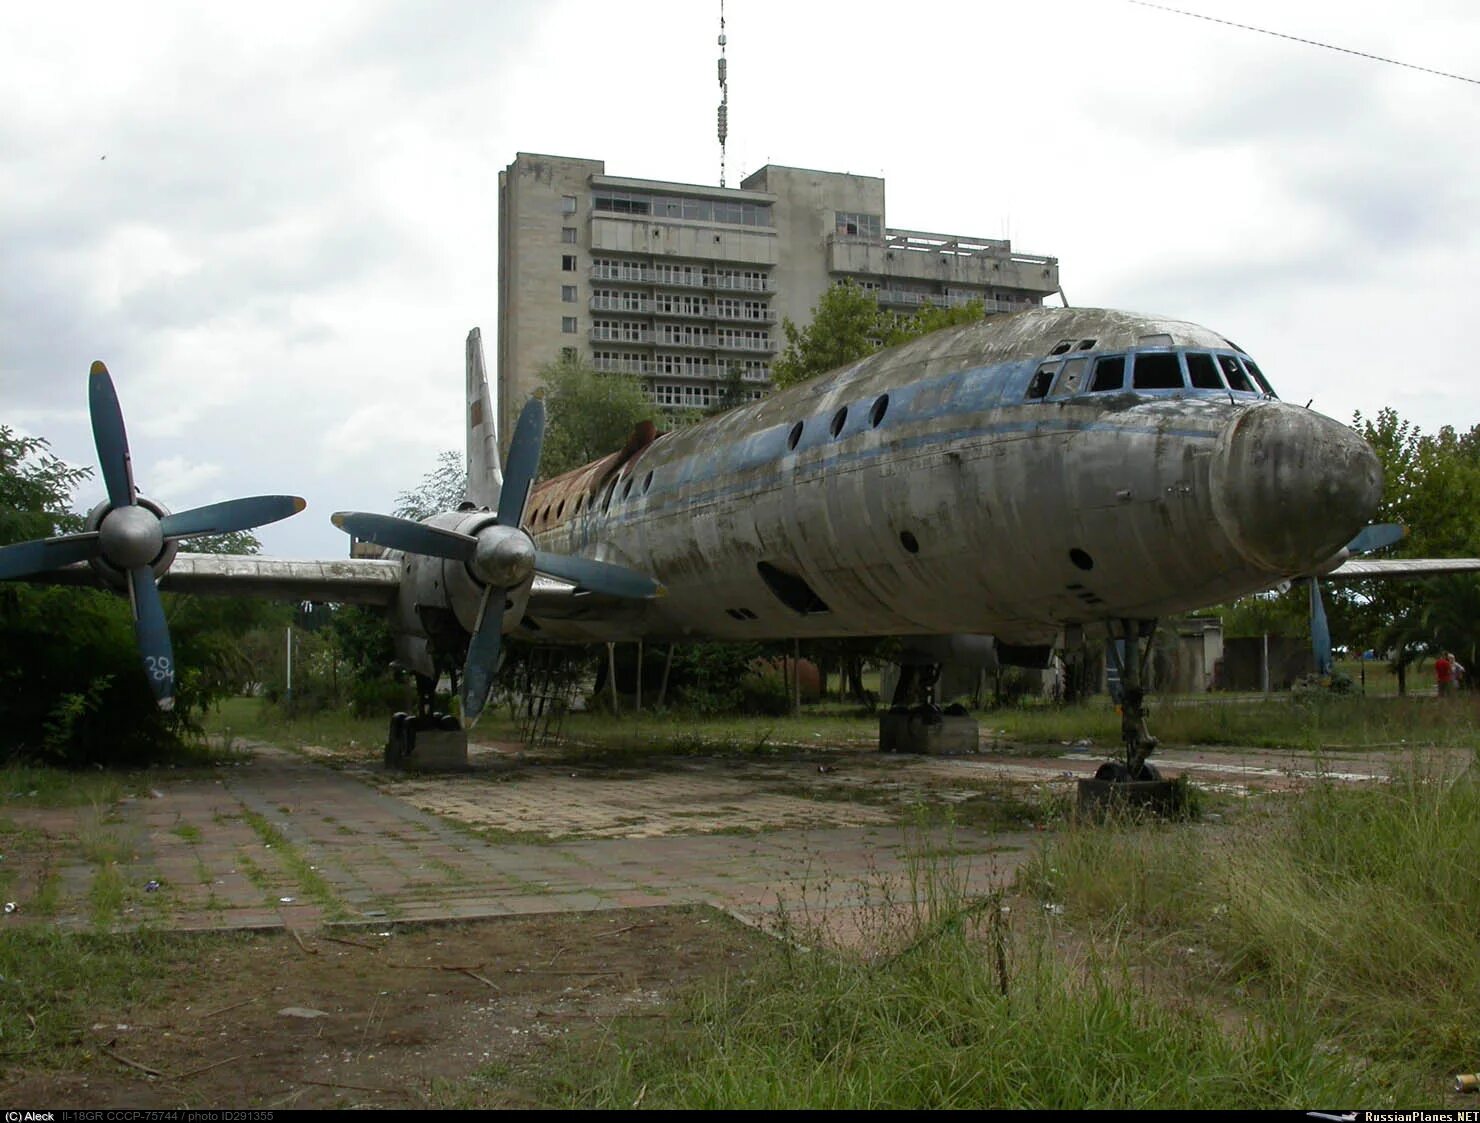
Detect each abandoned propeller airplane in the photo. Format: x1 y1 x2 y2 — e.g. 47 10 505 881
7 307 1479 777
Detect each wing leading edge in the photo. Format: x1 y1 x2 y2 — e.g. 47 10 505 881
1322 557 1480 582
31 553 401 607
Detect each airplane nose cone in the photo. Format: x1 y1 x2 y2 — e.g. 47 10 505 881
1209 403 1382 572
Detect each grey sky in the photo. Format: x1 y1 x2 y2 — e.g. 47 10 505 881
3 0 1476 558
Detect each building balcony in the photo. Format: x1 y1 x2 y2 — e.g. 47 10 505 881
592 354 773 382
589 294 779 323
827 230 1059 296
590 327 655 345
874 290 1034 314
714 336 776 354
589 265 776 293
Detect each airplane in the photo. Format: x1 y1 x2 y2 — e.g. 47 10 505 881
8 307 1479 780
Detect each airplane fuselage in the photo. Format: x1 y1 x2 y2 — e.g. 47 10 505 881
478 307 1380 650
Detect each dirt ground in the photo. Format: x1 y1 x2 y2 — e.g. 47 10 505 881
3 735 1458 1108
3 908 768 1108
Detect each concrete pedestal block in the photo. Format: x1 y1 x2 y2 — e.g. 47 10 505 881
385 714 469 771
879 710 980 755
404 728 469 770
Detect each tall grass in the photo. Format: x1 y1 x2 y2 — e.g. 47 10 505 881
538 823 1421 1109
1026 750 1480 1077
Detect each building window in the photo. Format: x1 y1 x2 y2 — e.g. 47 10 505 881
561 195 577 214
561 227 577 244
561 317 577 334
835 212 882 238
561 285 576 303
561 255 577 272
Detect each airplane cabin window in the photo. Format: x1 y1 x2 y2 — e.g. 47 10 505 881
1048 357 1088 398
1243 358 1276 396
1132 352 1183 390
1218 354 1255 392
1088 355 1125 392
1185 352 1223 390
1026 362 1058 399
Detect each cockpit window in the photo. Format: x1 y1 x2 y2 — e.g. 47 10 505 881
1131 352 1183 390
1088 355 1124 392
1048 357 1088 398
1049 340 1074 356
1185 352 1223 390
1026 362 1058 400
1243 358 1276 396
1218 354 1254 392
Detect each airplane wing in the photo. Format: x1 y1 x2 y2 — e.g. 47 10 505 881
1321 557 1480 582
31 553 401 607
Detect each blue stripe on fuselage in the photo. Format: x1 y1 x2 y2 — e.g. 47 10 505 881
556 355 1240 539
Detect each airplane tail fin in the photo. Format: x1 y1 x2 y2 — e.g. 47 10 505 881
465 327 503 509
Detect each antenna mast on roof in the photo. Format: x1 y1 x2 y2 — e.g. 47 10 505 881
717 0 729 187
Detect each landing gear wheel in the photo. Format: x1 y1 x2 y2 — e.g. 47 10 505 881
1094 761 1132 783
1131 761 1162 782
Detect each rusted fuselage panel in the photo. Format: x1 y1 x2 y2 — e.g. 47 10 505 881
518 307 1380 645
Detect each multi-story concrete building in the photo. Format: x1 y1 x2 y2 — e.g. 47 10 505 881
497 152 1061 439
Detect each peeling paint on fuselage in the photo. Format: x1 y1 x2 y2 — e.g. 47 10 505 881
510 307 1378 645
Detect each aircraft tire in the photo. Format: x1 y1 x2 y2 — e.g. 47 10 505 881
1094 761 1133 783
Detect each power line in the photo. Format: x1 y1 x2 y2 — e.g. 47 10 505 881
1128 0 1480 86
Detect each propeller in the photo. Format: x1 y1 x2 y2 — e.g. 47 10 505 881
0 361 306 710
331 395 663 726
1307 522 1407 676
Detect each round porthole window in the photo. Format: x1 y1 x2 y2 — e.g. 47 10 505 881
787 421 804 450
869 394 889 428
830 406 848 438
900 531 920 554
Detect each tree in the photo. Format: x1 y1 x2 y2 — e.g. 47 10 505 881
394 449 466 520
771 281 989 391
771 282 887 391
1340 410 1480 691
538 353 667 478
0 425 88 542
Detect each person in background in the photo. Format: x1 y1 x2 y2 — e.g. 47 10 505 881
1435 651 1454 697
1451 653 1465 693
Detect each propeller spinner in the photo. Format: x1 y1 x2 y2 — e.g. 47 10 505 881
0 362 306 710
332 395 663 726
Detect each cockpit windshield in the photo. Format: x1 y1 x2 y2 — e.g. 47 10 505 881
1024 347 1277 401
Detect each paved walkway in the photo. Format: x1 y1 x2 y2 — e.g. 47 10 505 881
2 745 1034 945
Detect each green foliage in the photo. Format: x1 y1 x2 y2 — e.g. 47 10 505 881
394 448 466 520
771 282 988 390
538 354 669 478
0 425 88 542
1343 411 1480 686
0 426 277 765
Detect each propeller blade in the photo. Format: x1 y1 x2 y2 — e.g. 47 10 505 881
330 512 476 561
161 495 306 539
1308 577 1333 677
534 551 664 599
497 395 545 529
127 566 175 710
460 585 505 726
0 532 99 579
88 361 136 509
1346 523 1406 555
